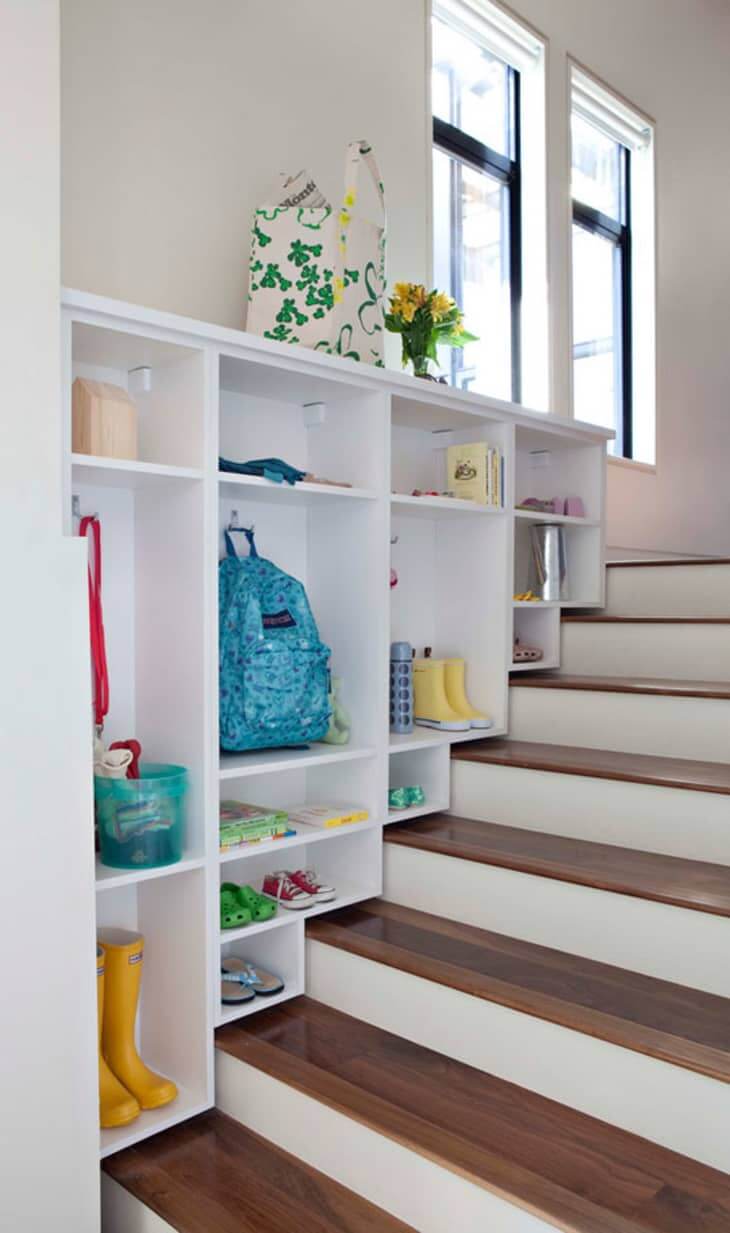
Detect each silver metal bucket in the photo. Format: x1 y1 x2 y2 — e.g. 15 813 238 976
529 523 568 601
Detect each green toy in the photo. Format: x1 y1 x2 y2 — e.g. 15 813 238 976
321 676 351 745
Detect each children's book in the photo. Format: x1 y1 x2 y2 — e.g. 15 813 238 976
447 442 488 505
287 804 369 829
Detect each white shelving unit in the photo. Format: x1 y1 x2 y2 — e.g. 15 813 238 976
61 287 609 1158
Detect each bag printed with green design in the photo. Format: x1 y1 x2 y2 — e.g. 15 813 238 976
246 140 386 366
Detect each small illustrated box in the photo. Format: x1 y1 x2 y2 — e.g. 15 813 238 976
447 442 488 505
72 378 138 460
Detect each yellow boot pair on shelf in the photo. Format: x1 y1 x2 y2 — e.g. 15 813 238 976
97 930 177 1130
414 657 492 732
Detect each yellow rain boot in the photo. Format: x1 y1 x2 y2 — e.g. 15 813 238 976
97 945 140 1129
444 658 493 730
99 930 178 1111
413 658 470 731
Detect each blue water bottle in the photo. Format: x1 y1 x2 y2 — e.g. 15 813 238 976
390 642 413 734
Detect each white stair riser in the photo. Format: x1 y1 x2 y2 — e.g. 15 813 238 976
101 1177 173 1233
451 760 730 863
383 843 730 997
509 686 730 761
561 621 730 680
605 565 730 617
308 941 730 1175
216 1050 554 1233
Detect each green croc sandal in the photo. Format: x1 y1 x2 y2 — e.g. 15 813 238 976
220 883 252 931
238 884 277 922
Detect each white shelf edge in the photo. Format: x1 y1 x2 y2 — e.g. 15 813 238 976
219 745 377 780
510 660 560 674
99 1091 209 1158
218 471 379 502
514 508 599 527
216 983 304 1027
95 855 206 892
219 817 381 864
71 453 203 482
385 799 449 825
391 493 504 517
219 885 377 945
389 727 503 752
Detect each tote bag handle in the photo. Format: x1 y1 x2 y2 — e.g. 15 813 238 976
340 140 386 227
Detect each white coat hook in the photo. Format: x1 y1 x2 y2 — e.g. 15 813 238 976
303 401 326 428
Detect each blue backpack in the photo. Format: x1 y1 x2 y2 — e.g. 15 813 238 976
219 528 332 752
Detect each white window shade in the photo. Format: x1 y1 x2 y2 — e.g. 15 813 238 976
433 0 543 70
572 68 653 152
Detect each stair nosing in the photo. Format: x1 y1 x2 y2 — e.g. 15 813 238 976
451 739 730 796
509 673 730 700
217 997 730 1233
606 557 730 567
307 900 730 1085
384 814 730 919
561 615 730 624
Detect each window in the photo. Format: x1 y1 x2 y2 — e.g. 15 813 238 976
432 5 523 400
571 70 655 461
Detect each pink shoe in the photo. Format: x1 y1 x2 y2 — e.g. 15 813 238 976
261 871 315 910
288 869 336 903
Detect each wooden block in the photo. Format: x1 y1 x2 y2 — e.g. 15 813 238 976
72 378 138 460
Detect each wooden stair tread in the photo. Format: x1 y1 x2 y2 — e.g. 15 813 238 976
510 673 730 699
308 898 730 1082
103 1109 415 1233
562 615 730 624
452 738 730 796
218 997 730 1233
384 815 730 918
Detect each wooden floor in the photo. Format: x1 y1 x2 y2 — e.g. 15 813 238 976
103 1108 415 1233
308 898 730 1082
384 814 730 917
452 738 730 795
218 997 730 1233
510 673 730 700
562 615 730 624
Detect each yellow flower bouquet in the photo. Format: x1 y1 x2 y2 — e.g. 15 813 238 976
384 283 477 379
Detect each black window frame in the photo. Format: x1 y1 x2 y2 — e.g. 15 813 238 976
572 142 633 458
432 62 522 403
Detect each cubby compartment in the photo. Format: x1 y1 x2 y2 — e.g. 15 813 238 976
391 398 510 511
69 322 207 471
390 507 510 738
514 518 603 607
218 823 382 941
218 919 304 1026
95 868 211 1156
512 604 561 673
217 483 387 774
387 743 449 823
514 424 605 525
72 477 207 872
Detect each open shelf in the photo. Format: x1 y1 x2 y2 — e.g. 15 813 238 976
95 855 206 892
514 507 599 527
100 1089 209 1159
216 984 302 1028
386 799 448 825
218 471 379 506
220 817 381 864
219 745 376 781
72 454 203 489
391 493 503 518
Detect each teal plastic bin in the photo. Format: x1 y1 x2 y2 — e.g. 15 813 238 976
95 763 188 870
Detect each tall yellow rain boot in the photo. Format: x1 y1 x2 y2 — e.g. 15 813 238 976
97 945 140 1129
413 658 470 730
99 930 178 1111
444 658 493 729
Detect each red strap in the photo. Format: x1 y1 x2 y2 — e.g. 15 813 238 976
79 515 109 729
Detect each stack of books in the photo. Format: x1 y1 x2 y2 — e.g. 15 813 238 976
219 801 292 853
287 804 369 829
447 441 503 508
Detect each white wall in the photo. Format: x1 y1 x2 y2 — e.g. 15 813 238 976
0 1 100 1228
60 0 730 556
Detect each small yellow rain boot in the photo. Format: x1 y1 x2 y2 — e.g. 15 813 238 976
444 659 493 729
99 930 178 1111
97 945 140 1129
413 659 470 731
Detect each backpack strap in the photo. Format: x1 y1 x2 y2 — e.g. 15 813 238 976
224 526 259 559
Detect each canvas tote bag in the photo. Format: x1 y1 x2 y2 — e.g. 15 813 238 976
246 140 386 365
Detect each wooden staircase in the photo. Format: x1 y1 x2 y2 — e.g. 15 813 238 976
101 559 730 1232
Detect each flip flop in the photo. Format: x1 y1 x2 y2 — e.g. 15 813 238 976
220 964 257 1004
220 883 253 931
237 884 277 922
221 957 284 998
